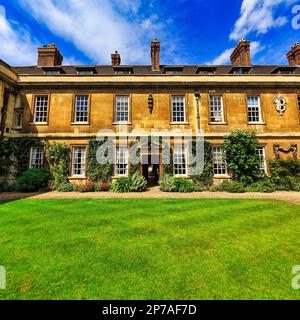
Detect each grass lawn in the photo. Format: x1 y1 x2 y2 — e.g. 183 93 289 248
0 198 299 300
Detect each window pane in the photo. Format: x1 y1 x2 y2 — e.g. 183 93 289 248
74 95 89 123
30 147 44 169
173 145 187 176
209 96 224 122
116 146 128 176
72 146 86 176
247 96 261 123
256 147 266 172
34 96 48 123
116 96 129 122
172 96 185 122
213 146 227 175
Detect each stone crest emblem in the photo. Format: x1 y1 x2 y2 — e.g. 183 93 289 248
274 96 286 116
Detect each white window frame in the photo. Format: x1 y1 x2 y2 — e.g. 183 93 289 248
115 145 128 177
256 146 267 174
171 96 186 123
29 147 44 169
247 95 262 123
33 95 49 124
71 146 87 177
115 95 130 123
74 95 89 123
212 146 227 176
173 145 188 177
13 110 23 129
209 96 225 123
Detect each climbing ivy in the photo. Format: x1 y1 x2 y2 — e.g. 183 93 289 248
190 140 214 188
9 138 43 176
223 130 260 185
87 140 113 182
44 141 70 188
0 138 12 177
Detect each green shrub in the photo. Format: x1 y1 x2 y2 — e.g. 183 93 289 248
16 184 36 193
0 182 18 192
73 184 90 193
111 178 131 193
223 130 260 185
57 183 74 192
159 175 197 193
292 182 300 192
174 178 195 193
159 174 177 192
246 179 276 193
94 182 110 192
193 182 207 192
269 159 300 190
17 169 51 192
129 172 147 192
212 180 246 193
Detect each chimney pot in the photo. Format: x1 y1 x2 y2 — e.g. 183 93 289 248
230 38 251 66
151 38 160 71
286 42 300 65
37 44 63 67
111 51 121 66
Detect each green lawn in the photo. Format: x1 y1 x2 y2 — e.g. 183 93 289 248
0 198 299 300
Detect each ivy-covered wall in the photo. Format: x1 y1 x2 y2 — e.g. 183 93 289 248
87 140 113 182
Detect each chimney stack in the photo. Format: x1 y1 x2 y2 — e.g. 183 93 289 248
111 51 121 66
151 38 160 71
286 43 300 65
37 44 63 67
230 38 251 66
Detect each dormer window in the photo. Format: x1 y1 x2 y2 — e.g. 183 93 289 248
164 67 183 74
271 67 296 75
43 67 62 75
114 67 133 75
230 67 251 74
76 67 96 75
197 67 216 75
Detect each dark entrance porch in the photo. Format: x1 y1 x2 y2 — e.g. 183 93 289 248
141 154 160 186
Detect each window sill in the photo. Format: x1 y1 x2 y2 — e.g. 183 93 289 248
71 122 90 125
30 122 48 126
209 122 228 125
247 122 266 125
113 122 132 125
170 122 189 125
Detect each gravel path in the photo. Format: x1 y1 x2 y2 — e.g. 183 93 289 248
1 187 300 205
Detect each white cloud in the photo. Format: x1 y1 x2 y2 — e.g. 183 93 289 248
230 0 297 40
208 41 264 65
17 0 177 65
0 5 39 65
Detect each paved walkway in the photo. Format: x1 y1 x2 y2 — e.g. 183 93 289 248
1 187 300 205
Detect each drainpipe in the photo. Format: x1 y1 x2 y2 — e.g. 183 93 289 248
194 90 201 132
0 87 17 137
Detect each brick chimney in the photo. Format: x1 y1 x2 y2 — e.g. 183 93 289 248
230 38 251 66
151 38 160 71
37 44 63 67
111 51 121 66
286 43 300 65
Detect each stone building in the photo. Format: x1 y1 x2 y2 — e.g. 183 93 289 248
1 39 300 185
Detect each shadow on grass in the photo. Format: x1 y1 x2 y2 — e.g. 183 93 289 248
0 190 48 205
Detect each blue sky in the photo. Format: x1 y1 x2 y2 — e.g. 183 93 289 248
0 0 299 66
